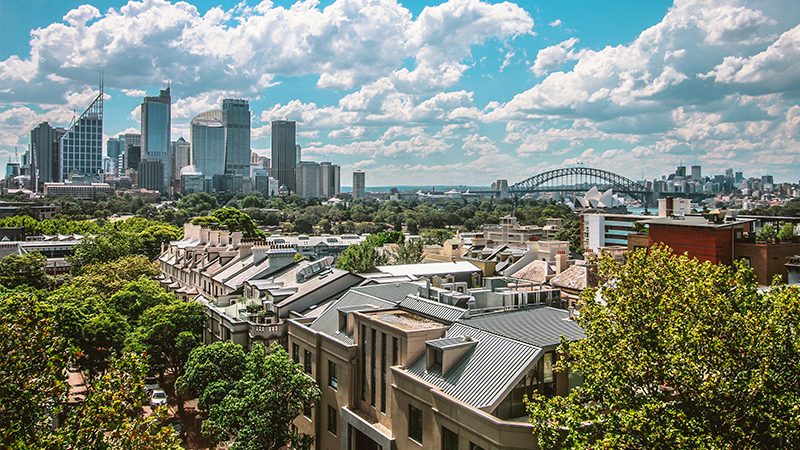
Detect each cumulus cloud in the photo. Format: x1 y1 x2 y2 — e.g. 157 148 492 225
530 37 589 77
548 19 562 27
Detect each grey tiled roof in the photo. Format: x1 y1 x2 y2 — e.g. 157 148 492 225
459 306 585 348
405 322 540 409
398 296 467 323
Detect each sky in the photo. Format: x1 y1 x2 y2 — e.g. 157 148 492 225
0 0 798 187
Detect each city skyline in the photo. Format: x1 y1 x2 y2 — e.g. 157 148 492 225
1 0 799 186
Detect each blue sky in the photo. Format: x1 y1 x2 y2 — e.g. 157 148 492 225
1 0 798 186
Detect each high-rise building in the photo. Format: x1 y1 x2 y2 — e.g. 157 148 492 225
296 161 320 198
352 170 365 199
30 122 60 186
141 87 171 191
126 146 142 171
675 165 686 178
59 89 103 181
725 168 734 179
222 99 251 177
170 137 191 182
271 120 297 192
690 165 701 180
319 162 341 198
139 160 165 192
191 110 225 180
735 171 744 183
106 137 123 176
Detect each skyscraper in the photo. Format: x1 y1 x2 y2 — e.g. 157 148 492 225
675 165 686 178
170 137 191 182
60 88 103 181
141 87 171 191
222 99 251 177
30 122 59 185
106 137 123 176
353 170 365 199
139 160 165 192
296 161 320 198
271 120 297 192
690 165 701 180
319 162 341 198
191 110 225 180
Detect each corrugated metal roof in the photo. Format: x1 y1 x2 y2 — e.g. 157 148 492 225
350 283 423 303
426 336 475 349
459 306 585 348
405 322 540 409
398 295 467 323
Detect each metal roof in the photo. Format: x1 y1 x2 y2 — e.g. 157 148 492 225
375 261 480 277
426 336 475 349
308 282 420 345
460 306 585 348
405 322 540 410
398 295 467 323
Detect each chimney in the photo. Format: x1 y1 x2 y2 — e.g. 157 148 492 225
232 231 243 246
220 230 230 246
200 227 210 244
238 242 253 259
555 251 568 274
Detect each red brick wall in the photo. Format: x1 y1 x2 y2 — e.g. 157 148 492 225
648 225 734 264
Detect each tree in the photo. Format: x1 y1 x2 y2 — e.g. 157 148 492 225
127 301 205 413
177 192 219 216
293 215 314 234
527 245 800 449
777 223 795 241
757 224 778 243
203 343 320 450
176 341 247 412
365 230 404 247
0 293 69 447
335 241 388 273
69 229 144 274
55 352 182 449
420 228 454 245
405 218 419 234
208 208 266 239
79 310 131 377
391 238 424 264
139 223 182 259
108 276 176 324
0 251 50 289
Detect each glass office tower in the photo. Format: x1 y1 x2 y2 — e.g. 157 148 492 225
141 87 171 191
191 110 225 181
222 99 251 178
59 89 103 181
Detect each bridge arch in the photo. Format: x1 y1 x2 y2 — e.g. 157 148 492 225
509 167 650 206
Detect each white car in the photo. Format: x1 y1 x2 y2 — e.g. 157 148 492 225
149 389 168 408
144 376 160 394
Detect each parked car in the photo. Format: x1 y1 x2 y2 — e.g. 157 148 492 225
149 389 168 408
144 376 160 394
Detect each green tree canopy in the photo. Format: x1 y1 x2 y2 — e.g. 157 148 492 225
0 251 50 289
108 276 176 324
177 192 219 216
177 341 247 411
0 293 69 447
391 238 424 264
202 343 321 450
420 228 454 245
335 241 388 273
527 245 800 449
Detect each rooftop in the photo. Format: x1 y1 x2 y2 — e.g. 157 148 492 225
640 216 755 229
363 309 446 331
375 260 480 277
459 306 585 348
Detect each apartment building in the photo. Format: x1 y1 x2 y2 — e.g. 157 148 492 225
287 282 584 450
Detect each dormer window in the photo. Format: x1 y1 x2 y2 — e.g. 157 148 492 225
427 347 443 372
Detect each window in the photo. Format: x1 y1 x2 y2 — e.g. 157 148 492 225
292 343 300 363
409 404 423 444
370 328 376 406
380 332 387 413
304 350 312 374
442 427 458 450
360 325 367 401
327 405 338 435
328 360 338 389
392 336 398 366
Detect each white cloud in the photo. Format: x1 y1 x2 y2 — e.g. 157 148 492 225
121 89 146 97
530 37 589 77
548 19 562 27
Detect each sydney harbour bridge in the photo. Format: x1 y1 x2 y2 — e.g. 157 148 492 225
496 167 651 207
